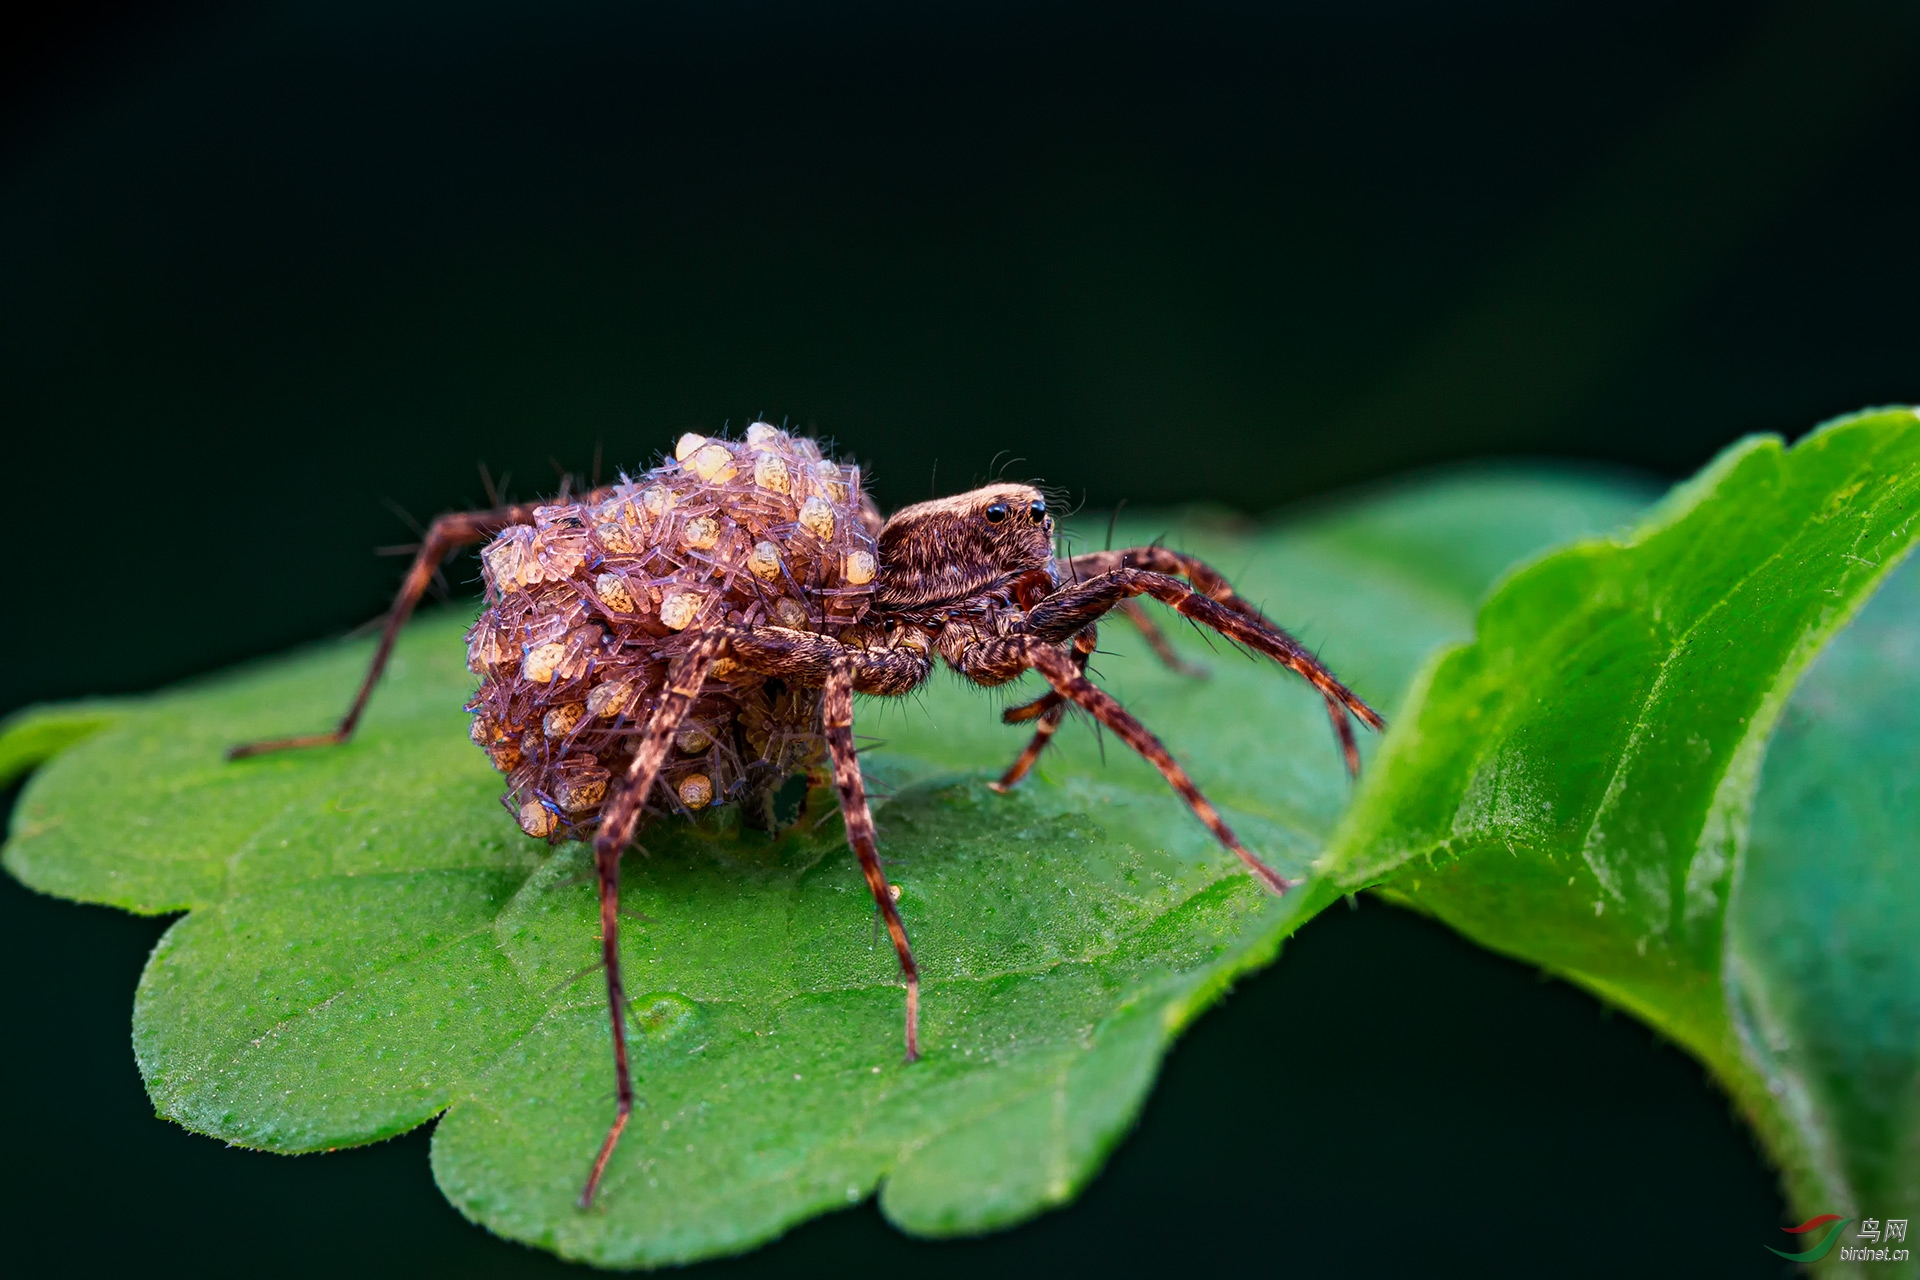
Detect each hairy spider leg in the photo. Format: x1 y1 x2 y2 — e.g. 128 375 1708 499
822 659 922 1063
1064 546 1273 625
1065 545 1321 686
988 700 1064 793
1023 641 1293 894
989 625 1097 793
579 634 722 1210
1113 598 1209 677
716 628 929 1059
1067 547 1376 768
1000 545 1380 783
587 623 933 1069
228 501 547 759
999 604 1188 725
1002 542 1325 760
1054 552 1204 677
1027 566 1383 776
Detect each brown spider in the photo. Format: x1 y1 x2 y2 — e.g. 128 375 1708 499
231 425 1383 1208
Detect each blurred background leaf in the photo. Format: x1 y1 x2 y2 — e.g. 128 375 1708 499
1731 521 1920 1242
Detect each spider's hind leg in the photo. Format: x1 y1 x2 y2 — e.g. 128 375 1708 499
229 500 543 759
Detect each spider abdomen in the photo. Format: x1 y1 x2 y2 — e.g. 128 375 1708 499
463 424 880 838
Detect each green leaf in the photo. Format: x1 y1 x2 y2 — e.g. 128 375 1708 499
0 703 121 791
1316 407 1920 1239
1734 539 1920 1227
0 468 1647 1267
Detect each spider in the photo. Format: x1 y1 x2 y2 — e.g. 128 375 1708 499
231 424 1383 1208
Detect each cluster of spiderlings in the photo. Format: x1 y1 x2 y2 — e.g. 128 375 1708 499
464 423 881 839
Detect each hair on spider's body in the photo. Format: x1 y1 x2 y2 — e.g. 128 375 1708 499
230 423 1384 1211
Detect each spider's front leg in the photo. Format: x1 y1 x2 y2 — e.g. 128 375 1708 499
1032 541 1305 714
951 632 1293 894
1110 599 1209 677
1062 545 1302 681
229 500 546 759
989 624 1094 794
1000 545 1261 776
1063 546 1272 626
1028 566 1383 776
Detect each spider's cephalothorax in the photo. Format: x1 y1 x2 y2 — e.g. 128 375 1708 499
231 424 1384 1210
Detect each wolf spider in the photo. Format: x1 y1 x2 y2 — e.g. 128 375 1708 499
234 463 1382 1208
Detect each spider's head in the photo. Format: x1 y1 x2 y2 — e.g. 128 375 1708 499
873 483 1056 611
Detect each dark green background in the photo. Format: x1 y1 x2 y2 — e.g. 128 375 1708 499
4 1 1915 1274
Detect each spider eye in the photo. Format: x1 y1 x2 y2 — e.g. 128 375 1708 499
1028 499 1047 522
984 502 1009 524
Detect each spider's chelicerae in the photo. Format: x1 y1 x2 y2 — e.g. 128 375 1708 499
233 423 1383 1207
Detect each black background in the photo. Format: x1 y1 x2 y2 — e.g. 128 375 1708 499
4 1 1915 1274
